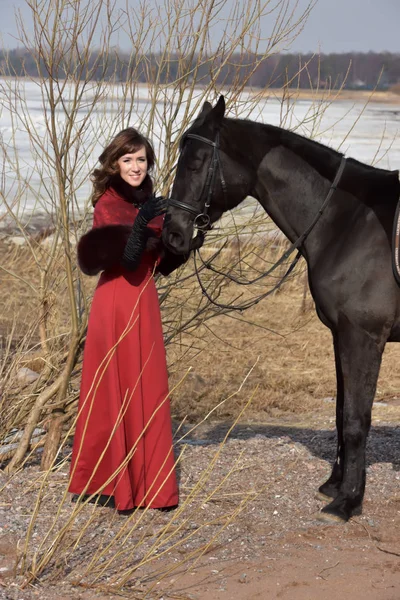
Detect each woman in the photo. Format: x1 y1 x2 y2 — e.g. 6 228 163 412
69 128 185 512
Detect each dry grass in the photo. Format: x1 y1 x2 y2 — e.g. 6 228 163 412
168 274 400 420
3 235 400 432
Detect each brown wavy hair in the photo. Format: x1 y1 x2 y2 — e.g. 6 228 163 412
90 128 156 206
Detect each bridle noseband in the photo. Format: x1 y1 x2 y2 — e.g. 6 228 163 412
168 132 227 231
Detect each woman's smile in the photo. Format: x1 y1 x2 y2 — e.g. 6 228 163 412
117 146 148 188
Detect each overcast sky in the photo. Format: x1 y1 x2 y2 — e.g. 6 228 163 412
1 0 399 54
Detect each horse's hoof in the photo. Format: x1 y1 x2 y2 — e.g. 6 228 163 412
315 491 332 502
314 510 347 524
318 481 340 501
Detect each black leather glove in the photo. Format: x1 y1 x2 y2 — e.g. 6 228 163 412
121 196 167 271
138 195 168 223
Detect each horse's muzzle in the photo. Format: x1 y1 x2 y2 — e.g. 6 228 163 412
162 227 191 255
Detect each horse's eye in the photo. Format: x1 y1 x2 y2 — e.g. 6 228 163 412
188 159 203 172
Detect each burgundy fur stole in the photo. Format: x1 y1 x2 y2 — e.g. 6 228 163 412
77 225 161 276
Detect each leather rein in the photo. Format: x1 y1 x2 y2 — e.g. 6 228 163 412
168 131 347 311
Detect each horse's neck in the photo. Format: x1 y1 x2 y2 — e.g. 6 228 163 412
225 120 344 241
253 145 352 253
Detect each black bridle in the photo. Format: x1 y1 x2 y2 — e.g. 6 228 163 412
167 130 347 311
168 132 228 231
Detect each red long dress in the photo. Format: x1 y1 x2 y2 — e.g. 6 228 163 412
68 188 179 510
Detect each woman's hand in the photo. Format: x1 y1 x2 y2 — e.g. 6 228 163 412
140 196 168 222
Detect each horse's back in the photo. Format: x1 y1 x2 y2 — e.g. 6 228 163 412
344 159 399 206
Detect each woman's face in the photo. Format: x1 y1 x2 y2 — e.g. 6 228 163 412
117 146 148 188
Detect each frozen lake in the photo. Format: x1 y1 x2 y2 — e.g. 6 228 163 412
0 79 399 216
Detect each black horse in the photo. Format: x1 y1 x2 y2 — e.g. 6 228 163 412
162 95 400 523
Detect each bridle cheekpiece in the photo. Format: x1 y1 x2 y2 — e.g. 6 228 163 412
168 131 227 232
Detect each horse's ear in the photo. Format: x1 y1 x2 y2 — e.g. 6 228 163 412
200 101 213 115
196 96 225 128
211 95 225 125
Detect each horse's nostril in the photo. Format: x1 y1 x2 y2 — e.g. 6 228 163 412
168 231 184 249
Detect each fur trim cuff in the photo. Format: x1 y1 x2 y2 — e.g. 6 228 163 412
77 225 132 275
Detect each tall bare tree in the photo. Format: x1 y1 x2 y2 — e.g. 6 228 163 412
0 0 315 471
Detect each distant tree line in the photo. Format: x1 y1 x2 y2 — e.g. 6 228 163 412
1 48 399 90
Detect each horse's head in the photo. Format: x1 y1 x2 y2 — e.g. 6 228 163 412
163 95 253 255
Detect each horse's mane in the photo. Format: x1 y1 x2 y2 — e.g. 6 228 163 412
221 117 400 205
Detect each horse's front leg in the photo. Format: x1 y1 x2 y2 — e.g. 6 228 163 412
318 316 383 523
317 334 344 501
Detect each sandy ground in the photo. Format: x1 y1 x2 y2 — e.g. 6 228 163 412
1 403 400 600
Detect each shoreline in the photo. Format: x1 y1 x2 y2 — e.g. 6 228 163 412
0 211 90 240
2 76 399 105
264 88 400 105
